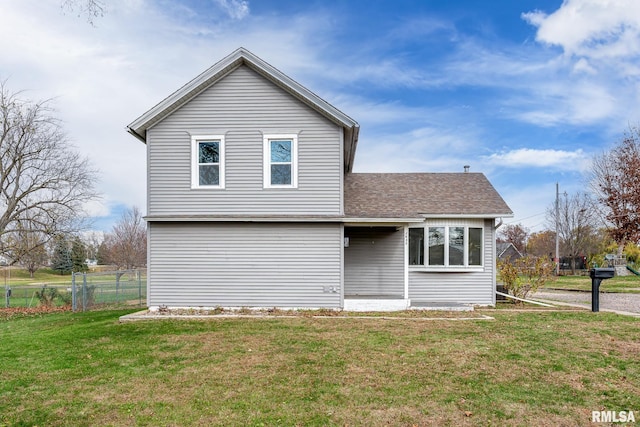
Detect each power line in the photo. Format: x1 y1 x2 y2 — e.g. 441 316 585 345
504 211 546 224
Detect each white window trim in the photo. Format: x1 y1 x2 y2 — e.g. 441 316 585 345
191 135 225 189
408 223 484 271
263 134 298 189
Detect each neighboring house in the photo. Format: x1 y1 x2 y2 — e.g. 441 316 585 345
128 48 513 311
496 242 523 262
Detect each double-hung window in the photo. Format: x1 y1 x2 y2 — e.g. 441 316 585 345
191 135 225 189
409 224 483 268
264 134 298 188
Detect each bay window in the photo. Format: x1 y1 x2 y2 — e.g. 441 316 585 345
409 223 483 268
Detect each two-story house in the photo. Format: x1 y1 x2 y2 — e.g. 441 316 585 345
127 48 513 311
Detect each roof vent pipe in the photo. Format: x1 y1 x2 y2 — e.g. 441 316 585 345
464 165 470 173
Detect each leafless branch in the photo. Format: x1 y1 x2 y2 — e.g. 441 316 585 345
60 0 105 25
546 191 601 274
0 81 100 263
101 206 146 269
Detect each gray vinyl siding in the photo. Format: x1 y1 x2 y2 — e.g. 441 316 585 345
409 219 495 305
344 227 404 298
147 65 342 216
148 222 341 308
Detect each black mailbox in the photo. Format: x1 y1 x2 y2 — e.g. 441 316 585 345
589 268 615 312
590 268 615 280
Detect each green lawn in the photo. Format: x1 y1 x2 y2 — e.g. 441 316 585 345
546 274 640 293
1 267 72 285
1 309 638 426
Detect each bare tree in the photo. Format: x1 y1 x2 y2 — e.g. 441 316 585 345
82 231 103 262
61 0 105 24
497 223 529 254
9 220 49 278
102 206 146 269
591 127 640 254
0 82 99 264
546 192 601 274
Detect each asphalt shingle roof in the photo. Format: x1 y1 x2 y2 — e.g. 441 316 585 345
344 173 513 218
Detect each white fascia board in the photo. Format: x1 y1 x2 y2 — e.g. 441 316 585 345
244 50 358 129
127 47 359 143
127 52 243 140
419 213 514 219
144 215 345 223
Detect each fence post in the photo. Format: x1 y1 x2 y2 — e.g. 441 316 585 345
82 272 87 312
72 273 77 312
137 269 142 306
116 272 120 302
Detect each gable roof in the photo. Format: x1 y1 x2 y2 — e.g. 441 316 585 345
344 173 513 219
497 242 523 258
127 47 360 172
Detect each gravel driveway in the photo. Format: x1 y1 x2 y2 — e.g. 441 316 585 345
533 289 640 315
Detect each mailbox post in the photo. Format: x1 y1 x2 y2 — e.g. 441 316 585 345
589 268 615 312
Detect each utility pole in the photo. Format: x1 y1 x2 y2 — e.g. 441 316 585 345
555 183 560 276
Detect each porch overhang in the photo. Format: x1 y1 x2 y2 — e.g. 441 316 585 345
342 217 424 226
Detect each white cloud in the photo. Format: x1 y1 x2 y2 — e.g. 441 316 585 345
212 0 250 20
354 124 483 173
522 0 640 64
485 148 589 170
510 78 617 126
1 0 637 233
0 0 327 231
387 16 455 41
572 58 596 75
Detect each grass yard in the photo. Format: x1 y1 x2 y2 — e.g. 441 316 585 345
546 274 640 293
1 268 72 285
1 309 639 426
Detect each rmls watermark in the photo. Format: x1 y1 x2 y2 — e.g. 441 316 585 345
592 410 636 423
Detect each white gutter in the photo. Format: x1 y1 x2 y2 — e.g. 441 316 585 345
144 215 424 224
420 213 514 219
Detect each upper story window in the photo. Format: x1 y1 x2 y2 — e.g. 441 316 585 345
191 135 225 189
264 134 298 188
409 223 483 269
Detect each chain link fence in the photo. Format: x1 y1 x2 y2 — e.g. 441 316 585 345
3 283 71 308
72 269 146 312
3 269 146 311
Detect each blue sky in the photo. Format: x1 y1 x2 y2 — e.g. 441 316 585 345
1 0 639 233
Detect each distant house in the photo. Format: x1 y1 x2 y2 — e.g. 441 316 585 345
497 242 523 262
127 48 513 311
